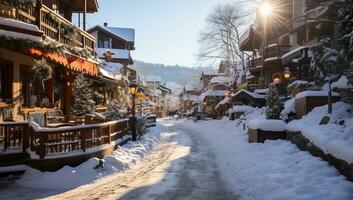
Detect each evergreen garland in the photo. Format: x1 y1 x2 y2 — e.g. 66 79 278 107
266 83 283 120
0 35 96 61
2 0 36 10
72 74 96 116
32 58 52 89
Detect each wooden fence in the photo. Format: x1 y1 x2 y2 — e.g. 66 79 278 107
0 119 130 159
0 115 156 160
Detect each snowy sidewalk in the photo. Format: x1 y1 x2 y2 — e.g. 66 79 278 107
0 123 165 199
180 118 353 200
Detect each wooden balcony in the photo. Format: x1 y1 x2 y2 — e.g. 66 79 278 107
0 1 95 53
264 44 291 59
247 57 262 69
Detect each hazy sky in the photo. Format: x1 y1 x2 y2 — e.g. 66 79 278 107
82 0 240 67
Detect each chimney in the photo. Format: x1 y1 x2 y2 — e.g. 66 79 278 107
104 22 108 27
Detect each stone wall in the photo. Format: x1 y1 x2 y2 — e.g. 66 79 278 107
286 131 353 182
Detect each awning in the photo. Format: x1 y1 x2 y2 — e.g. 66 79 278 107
29 48 99 77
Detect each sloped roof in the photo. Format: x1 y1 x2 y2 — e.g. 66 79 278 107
92 25 135 42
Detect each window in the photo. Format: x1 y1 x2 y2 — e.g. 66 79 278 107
21 66 52 108
0 63 12 102
98 38 110 48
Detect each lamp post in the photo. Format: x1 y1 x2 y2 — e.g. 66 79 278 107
283 67 291 100
137 89 144 116
129 82 138 141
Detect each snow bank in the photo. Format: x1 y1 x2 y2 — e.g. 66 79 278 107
332 76 350 89
281 98 295 116
14 125 163 190
233 105 255 113
287 102 353 164
295 90 340 99
247 119 286 131
181 118 353 200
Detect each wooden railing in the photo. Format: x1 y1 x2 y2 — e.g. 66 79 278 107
0 116 154 159
264 44 291 59
0 1 95 53
30 119 129 159
247 57 262 69
0 121 28 153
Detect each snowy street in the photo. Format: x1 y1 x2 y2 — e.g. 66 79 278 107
2 118 352 200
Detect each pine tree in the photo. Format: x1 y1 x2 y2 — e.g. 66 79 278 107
266 83 283 120
106 86 129 120
72 74 96 116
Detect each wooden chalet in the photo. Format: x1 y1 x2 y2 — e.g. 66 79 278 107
0 0 99 121
240 0 335 94
0 0 154 173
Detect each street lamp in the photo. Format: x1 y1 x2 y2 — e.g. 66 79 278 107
129 81 138 141
283 67 291 100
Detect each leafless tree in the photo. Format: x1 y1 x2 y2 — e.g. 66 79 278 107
198 2 255 79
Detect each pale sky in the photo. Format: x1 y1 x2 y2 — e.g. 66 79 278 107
82 0 242 67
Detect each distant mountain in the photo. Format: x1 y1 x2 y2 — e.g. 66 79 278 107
131 60 214 88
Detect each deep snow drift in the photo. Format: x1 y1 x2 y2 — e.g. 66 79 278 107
180 118 353 200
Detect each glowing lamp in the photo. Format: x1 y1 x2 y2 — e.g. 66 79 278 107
129 82 138 95
283 68 291 80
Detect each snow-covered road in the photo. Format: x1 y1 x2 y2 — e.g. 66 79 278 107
1 118 353 200
43 118 238 200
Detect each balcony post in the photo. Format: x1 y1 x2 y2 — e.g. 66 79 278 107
83 0 87 31
36 0 42 29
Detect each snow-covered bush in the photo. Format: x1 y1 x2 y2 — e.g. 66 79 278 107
287 80 319 96
93 91 105 105
266 83 283 120
72 74 96 116
106 99 126 120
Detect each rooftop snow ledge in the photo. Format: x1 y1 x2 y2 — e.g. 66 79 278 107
295 90 340 99
247 119 286 132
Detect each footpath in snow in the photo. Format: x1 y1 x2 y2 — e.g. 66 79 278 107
0 123 164 199
179 118 353 200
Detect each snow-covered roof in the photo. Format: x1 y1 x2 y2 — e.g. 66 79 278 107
0 17 43 41
99 68 116 80
215 97 231 109
200 89 228 101
210 76 232 84
295 91 340 99
96 48 130 60
101 62 124 75
234 89 266 99
97 26 135 42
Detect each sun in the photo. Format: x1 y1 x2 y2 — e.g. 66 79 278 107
259 2 273 17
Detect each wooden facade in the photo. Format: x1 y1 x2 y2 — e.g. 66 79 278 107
240 0 334 91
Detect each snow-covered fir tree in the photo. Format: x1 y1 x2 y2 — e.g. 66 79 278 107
266 83 283 120
72 74 96 116
106 86 129 120
310 0 353 109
